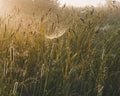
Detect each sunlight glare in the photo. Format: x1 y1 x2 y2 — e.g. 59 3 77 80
58 0 107 7
0 0 7 16
0 0 3 15
0 0 3 9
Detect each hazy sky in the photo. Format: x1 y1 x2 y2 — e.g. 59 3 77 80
58 0 107 7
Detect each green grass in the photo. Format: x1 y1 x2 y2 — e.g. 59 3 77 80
0 4 120 96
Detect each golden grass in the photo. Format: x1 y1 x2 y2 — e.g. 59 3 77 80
0 4 120 96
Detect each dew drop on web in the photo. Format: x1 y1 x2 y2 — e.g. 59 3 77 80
45 27 67 39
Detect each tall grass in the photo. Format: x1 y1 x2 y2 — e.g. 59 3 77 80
0 4 120 96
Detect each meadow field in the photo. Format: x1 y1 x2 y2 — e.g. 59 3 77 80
0 1 120 96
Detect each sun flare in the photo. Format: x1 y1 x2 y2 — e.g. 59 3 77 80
0 0 3 9
0 0 6 16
